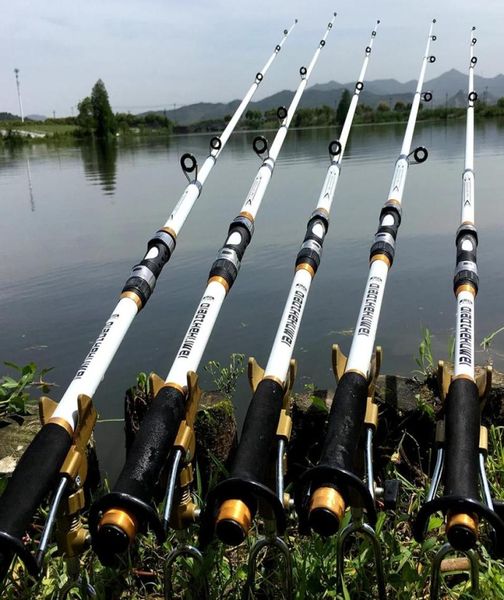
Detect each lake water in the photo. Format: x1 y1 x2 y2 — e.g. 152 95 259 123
1 120 504 478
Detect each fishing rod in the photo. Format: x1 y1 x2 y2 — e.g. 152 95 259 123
89 14 336 566
413 28 504 598
293 20 437 599
200 21 381 570
0 23 296 582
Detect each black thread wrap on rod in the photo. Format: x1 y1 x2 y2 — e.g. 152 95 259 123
444 378 480 500
0 423 72 575
208 215 254 289
369 203 402 265
122 229 176 307
295 210 329 273
453 229 479 293
89 385 186 560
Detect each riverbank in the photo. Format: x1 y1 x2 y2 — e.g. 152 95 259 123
0 366 503 598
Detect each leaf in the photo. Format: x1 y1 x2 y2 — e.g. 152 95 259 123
1 378 19 389
3 361 20 371
421 537 437 552
21 363 36 377
310 395 328 413
427 515 444 532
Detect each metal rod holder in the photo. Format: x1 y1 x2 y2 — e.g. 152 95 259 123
336 521 386 600
246 534 293 599
276 438 285 504
164 543 209 600
430 543 479 600
365 427 375 501
59 557 97 599
59 577 97 599
426 447 444 503
479 451 494 510
36 477 68 567
162 448 184 530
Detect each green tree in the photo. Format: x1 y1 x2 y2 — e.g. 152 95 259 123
394 101 406 112
497 97 504 109
90 79 117 138
377 101 390 112
76 96 95 134
336 89 351 125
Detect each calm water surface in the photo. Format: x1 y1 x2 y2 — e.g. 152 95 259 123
1 120 504 477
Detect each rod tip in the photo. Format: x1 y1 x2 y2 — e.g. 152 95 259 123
472 26 476 30
432 18 437 23
333 11 337 16
295 18 298 23
377 19 381 24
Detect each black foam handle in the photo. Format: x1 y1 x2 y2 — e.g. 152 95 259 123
230 378 284 483
111 385 186 504
0 423 72 546
444 378 480 499
319 371 368 472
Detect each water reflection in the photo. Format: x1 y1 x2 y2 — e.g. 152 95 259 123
80 139 118 195
26 157 34 211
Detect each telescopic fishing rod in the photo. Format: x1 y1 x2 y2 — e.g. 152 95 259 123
0 24 296 582
200 22 381 564
294 20 437 599
89 14 336 566
413 28 504 598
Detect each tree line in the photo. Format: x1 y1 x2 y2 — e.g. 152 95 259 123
185 88 504 133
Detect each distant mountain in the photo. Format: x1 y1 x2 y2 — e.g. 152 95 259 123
150 69 504 126
26 114 46 121
0 112 18 121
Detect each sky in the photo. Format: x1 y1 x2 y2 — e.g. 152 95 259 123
1 0 503 117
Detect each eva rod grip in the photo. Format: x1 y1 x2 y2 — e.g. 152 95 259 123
230 378 284 483
111 385 186 504
319 371 368 473
0 423 72 551
444 378 480 499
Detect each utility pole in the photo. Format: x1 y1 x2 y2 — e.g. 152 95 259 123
14 68 24 123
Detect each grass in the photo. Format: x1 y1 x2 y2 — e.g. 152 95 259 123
0 120 78 137
1 426 502 599
0 362 55 420
1 356 503 598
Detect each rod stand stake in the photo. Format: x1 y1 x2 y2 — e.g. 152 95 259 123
245 532 293 600
164 540 209 600
336 520 386 600
429 543 479 600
